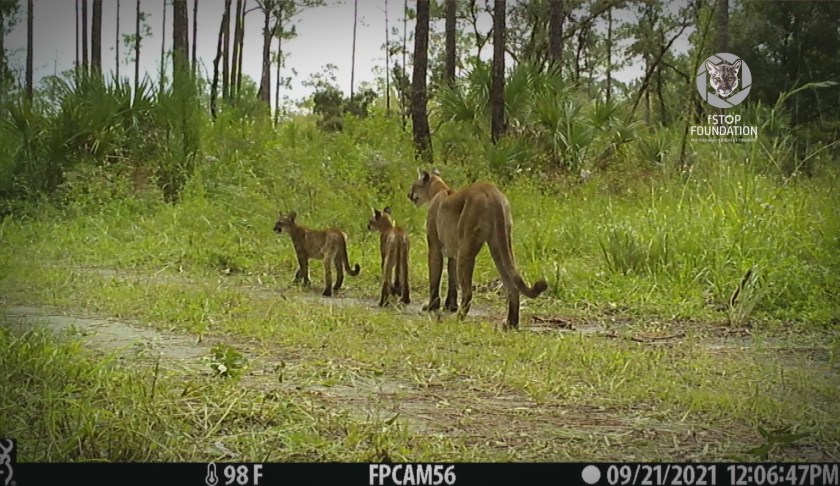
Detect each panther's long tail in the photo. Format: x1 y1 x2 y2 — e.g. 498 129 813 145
340 235 361 276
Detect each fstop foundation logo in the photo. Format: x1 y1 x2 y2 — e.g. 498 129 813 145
698 52 751 108
690 52 758 143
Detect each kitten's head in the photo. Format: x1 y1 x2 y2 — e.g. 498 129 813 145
706 59 742 98
274 211 297 234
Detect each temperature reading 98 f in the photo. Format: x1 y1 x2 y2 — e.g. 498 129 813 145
223 464 263 486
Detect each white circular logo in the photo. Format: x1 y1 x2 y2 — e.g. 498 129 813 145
696 52 751 109
582 465 602 485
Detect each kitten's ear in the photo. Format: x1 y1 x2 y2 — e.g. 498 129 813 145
705 60 717 74
732 59 742 72
383 206 392 214
374 208 381 218
288 211 296 221
421 170 431 183
432 168 440 176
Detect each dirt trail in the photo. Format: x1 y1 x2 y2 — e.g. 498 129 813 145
75 265 503 317
3 266 837 460
0 302 737 461
0 265 611 434
0 302 559 439
1 299 695 457
5 301 729 459
36 265 611 333
3 305 211 372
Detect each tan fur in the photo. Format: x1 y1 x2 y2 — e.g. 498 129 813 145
367 207 411 306
274 211 361 296
408 170 548 329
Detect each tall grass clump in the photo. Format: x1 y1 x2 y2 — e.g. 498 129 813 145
488 130 839 324
0 70 204 211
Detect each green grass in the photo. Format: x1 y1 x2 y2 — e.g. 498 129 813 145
3 139 838 326
0 324 475 462
1 115 839 461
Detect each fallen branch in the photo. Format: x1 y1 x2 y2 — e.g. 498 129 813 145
603 331 686 343
530 315 576 330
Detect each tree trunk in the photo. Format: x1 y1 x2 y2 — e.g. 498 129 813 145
135 0 141 90
172 0 189 85
211 0 231 120
350 0 358 98
169 0 193 203
574 25 586 82
222 0 231 99
91 0 102 74
116 0 120 79
694 0 708 123
401 0 407 127
192 0 198 76
628 18 690 119
75 0 79 69
0 8 5 82
274 4 283 125
643 53 650 124
160 0 167 91
467 0 488 60
410 0 432 162
233 0 245 97
679 0 716 166
26 0 33 102
384 0 390 114
235 19 245 96
522 10 543 67
656 64 667 125
548 0 563 69
717 0 728 53
258 0 273 107
82 0 88 71
585 28 595 91
606 6 612 103
490 0 506 144
444 0 456 87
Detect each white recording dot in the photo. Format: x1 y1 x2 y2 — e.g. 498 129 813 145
582 465 601 485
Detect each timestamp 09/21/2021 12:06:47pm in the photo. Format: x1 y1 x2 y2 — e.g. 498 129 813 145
590 463 840 486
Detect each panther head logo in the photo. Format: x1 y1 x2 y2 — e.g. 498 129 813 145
706 58 742 98
696 53 752 109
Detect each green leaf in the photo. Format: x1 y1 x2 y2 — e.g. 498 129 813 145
746 443 773 460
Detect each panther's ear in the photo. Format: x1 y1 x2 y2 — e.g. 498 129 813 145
705 60 717 75
432 168 440 176
373 208 381 218
732 59 742 72
383 206 392 214
421 170 431 183
288 211 296 221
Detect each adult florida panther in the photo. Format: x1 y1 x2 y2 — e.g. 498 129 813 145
408 170 548 329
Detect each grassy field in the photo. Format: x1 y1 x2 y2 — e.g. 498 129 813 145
1 115 839 462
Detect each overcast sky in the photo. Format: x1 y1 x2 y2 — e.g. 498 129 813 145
3 1 688 109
